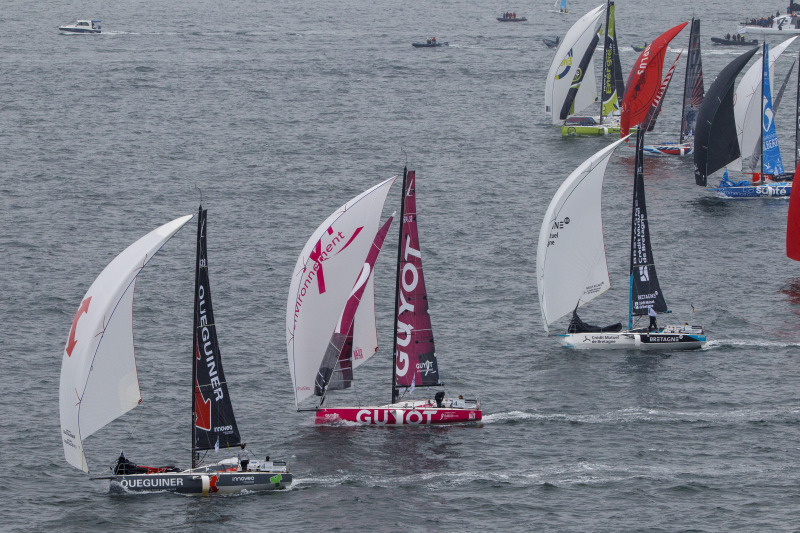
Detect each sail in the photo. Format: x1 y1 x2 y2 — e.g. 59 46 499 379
394 171 439 388
560 0 567 11
693 47 759 186
600 2 625 120
731 37 796 172
59 215 193 473
193 208 240 453
620 22 688 136
537 137 629 332
314 216 394 396
680 18 705 143
287 177 396 406
772 59 795 112
787 160 800 260
560 28 602 120
630 130 668 317
545 4 604 124
643 51 683 132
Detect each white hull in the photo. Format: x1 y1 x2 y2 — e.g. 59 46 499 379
558 327 706 350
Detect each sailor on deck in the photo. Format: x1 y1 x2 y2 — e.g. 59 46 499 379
237 443 250 471
648 306 658 332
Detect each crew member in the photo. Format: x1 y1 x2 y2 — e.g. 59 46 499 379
237 443 250 472
648 306 658 332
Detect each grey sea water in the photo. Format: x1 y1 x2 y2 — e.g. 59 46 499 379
5 0 800 530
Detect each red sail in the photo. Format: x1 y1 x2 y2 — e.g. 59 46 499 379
620 22 688 136
394 171 440 388
787 161 800 260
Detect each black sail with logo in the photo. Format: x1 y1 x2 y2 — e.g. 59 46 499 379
193 207 240 453
693 47 759 185
630 130 668 317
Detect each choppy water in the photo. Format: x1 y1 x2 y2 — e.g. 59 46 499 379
5 0 800 531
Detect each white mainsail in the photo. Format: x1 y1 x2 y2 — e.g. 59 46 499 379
537 137 628 332
59 215 192 473
287 177 396 406
731 36 796 171
544 4 605 125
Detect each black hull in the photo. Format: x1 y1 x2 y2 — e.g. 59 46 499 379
710 37 758 46
110 470 292 495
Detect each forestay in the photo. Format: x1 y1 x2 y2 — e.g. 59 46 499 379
287 177 396 406
537 136 628 332
59 215 193 473
545 4 604 124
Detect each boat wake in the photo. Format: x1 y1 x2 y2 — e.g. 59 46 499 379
482 407 800 425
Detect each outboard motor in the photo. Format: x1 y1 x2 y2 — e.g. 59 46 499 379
434 391 445 408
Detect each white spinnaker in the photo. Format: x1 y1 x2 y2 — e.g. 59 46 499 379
287 177 396 406
59 215 192 473
537 137 628 332
544 4 604 124
731 37 796 171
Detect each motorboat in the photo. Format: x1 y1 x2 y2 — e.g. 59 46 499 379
739 12 800 35
59 20 101 34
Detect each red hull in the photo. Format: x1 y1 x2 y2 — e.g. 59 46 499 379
315 406 482 425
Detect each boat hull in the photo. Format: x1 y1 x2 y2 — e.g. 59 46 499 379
643 142 692 156
557 329 706 349
712 182 791 198
710 37 758 46
316 403 481 425
412 42 448 48
497 17 527 22
561 124 621 137
59 27 101 34
110 460 291 495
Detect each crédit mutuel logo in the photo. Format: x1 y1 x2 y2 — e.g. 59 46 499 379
293 224 364 329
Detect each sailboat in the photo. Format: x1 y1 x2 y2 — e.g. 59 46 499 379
641 19 706 156
537 130 707 349
545 1 626 136
287 169 482 425
695 39 796 197
59 209 291 494
549 0 569 14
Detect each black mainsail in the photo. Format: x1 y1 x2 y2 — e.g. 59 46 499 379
680 18 705 144
192 207 240 467
694 47 759 186
600 1 625 123
629 130 668 329
560 30 602 121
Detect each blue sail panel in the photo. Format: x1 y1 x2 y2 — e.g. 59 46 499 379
762 43 785 176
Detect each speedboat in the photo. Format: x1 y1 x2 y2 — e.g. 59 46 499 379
412 40 448 48
59 20 101 34
710 36 758 45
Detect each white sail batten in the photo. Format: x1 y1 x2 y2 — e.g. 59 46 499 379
537 137 627 332
287 177 397 406
544 4 605 124
731 37 796 171
59 214 193 473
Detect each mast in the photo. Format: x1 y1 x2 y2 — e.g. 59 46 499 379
599 0 612 125
191 204 201 469
679 18 692 145
390 167 408 405
761 41 766 184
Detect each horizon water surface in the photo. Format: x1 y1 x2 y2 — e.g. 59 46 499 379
5 0 800 531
